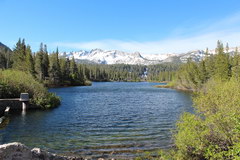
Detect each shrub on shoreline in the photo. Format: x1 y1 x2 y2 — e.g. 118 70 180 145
0 70 60 108
173 78 240 159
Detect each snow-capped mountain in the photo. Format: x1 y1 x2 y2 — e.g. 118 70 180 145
60 47 239 65
143 53 176 61
61 49 164 65
178 50 206 63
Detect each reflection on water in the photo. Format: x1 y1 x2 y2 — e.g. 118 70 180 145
21 110 26 116
0 82 193 159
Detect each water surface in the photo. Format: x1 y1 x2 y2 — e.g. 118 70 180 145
0 82 193 159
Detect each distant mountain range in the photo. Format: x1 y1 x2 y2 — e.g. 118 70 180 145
60 49 207 65
0 42 12 68
1 41 238 65
0 42 12 53
60 47 239 65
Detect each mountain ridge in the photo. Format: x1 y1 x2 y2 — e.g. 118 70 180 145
60 49 206 65
1 41 239 65
60 46 240 65
0 42 12 53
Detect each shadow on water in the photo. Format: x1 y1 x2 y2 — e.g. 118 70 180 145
0 82 193 159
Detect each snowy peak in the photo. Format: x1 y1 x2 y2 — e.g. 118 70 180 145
143 53 176 61
60 49 204 65
61 49 163 65
179 50 206 63
61 48 236 65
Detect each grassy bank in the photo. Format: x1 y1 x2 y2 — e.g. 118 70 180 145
46 80 92 88
154 80 196 92
0 70 60 108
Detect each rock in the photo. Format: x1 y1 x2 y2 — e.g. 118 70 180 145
0 142 32 160
0 142 84 160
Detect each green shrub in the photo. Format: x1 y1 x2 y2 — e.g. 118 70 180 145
0 69 60 108
174 78 240 160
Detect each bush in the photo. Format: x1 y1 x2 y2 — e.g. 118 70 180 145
174 78 240 159
0 69 60 108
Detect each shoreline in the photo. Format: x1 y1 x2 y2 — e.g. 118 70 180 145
154 84 194 92
0 142 84 160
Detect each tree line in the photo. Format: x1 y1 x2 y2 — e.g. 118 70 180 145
175 40 239 90
147 64 179 82
0 39 179 85
1 39 85 86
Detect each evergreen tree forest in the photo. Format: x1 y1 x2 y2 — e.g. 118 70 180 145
81 63 178 82
0 42 12 69
175 40 239 91
0 38 178 86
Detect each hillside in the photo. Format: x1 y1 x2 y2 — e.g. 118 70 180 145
0 42 12 69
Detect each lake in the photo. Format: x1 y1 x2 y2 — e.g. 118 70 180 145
0 82 193 159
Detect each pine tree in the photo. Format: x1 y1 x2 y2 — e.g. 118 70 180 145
198 60 208 84
49 48 61 83
232 47 240 79
205 47 209 55
25 45 35 75
70 57 78 75
216 40 224 54
78 64 85 83
59 57 70 81
0 53 6 69
35 43 44 80
70 57 79 82
12 38 27 71
205 55 215 78
226 42 229 53
42 44 49 78
214 41 230 81
214 52 231 80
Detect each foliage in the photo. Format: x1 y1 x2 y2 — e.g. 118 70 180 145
0 70 60 108
170 41 240 160
81 63 178 82
173 78 240 160
175 41 237 91
0 42 12 69
147 64 179 82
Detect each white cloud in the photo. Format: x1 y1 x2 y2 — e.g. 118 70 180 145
53 12 240 54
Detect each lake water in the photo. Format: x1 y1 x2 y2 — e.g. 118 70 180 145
0 82 193 159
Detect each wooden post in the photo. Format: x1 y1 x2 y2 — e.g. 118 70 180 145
19 93 29 111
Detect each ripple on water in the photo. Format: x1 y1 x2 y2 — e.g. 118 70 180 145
0 82 193 158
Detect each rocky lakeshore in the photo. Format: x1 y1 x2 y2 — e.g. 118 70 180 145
0 142 84 160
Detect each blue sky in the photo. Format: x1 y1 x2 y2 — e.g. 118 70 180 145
1 0 240 54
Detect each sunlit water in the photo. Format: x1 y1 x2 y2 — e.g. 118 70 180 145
0 82 193 159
